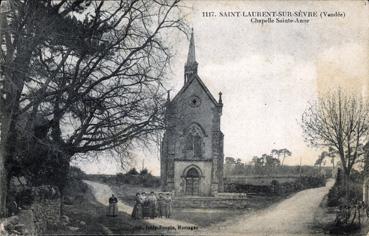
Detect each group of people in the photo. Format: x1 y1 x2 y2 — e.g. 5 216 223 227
335 201 369 225
131 192 172 219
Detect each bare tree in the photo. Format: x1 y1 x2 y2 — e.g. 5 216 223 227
0 0 185 216
301 89 369 200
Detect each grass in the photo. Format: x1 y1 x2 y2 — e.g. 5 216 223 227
44 191 110 234
172 208 248 227
44 177 292 235
45 178 159 235
311 195 369 235
108 180 286 228
170 195 285 227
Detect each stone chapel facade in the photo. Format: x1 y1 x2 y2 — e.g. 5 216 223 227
160 31 224 196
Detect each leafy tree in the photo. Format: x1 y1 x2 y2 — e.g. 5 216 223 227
234 158 245 175
271 149 280 162
225 157 236 164
328 146 338 169
271 148 291 166
224 157 237 176
279 149 292 166
262 154 280 168
140 168 149 176
127 168 139 175
315 151 329 170
315 148 337 169
251 156 265 175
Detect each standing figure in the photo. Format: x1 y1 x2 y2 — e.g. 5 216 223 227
158 193 166 218
148 192 158 219
357 201 363 224
108 194 118 217
165 193 172 218
132 193 144 219
142 192 149 218
344 205 351 224
364 201 369 220
362 201 369 220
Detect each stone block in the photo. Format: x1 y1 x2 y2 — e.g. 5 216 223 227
173 196 248 209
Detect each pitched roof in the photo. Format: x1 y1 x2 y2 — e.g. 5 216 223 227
171 75 221 107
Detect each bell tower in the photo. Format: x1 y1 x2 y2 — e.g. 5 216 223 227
161 29 224 196
184 29 198 83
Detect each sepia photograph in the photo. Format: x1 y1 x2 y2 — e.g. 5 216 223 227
0 0 368 235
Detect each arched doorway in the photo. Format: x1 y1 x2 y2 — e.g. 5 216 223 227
185 168 200 196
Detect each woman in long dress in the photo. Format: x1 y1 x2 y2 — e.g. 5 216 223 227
148 192 158 219
108 194 118 217
165 193 172 218
158 193 166 218
132 193 144 219
141 192 150 218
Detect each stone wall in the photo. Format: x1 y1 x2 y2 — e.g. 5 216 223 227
173 195 248 209
31 194 61 233
1 185 60 235
224 175 301 186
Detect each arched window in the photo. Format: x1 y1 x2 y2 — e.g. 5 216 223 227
186 135 194 150
186 168 200 178
193 134 202 157
184 124 204 158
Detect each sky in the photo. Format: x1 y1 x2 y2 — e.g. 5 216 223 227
76 0 369 176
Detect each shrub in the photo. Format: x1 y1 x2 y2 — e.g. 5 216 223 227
224 175 325 195
327 168 363 207
69 166 87 179
327 183 342 207
15 188 34 208
114 171 160 187
142 174 160 187
127 168 139 175
140 168 149 175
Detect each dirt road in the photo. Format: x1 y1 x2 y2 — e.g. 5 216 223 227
205 179 335 236
83 180 196 230
84 179 334 235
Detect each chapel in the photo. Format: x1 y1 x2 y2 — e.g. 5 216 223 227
160 30 224 196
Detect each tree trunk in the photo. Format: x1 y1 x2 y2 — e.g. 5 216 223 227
0 94 7 217
58 153 72 216
0 144 7 217
0 101 22 217
344 171 350 203
0 1 9 218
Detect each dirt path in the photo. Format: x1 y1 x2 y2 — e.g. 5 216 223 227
204 179 335 236
84 179 334 235
83 180 196 230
